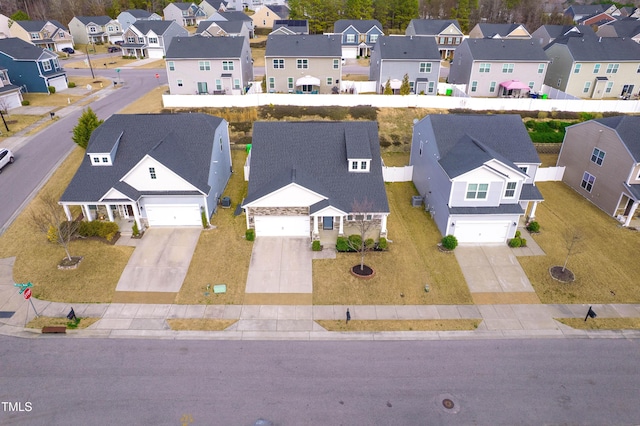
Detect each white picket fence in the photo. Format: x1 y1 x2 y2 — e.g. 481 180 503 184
534 166 565 182
382 165 413 182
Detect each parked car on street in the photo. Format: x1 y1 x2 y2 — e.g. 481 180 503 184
61 47 75 54
0 148 15 173
107 46 120 53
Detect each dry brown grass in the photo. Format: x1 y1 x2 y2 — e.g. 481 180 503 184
382 152 410 167
65 56 139 70
344 74 370 81
22 93 85 107
318 319 480 331
538 153 559 167
0 147 134 303
313 182 473 305
135 60 166 69
376 108 443 151
0 115 43 138
175 149 252 305
251 47 265 67
26 316 99 329
117 85 167 114
519 181 640 304
167 319 237 330
557 318 640 330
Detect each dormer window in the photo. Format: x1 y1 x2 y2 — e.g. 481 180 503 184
351 161 357 170
349 159 370 172
102 157 109 163
93 156 100 163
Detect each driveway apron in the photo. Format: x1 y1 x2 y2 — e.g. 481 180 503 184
115 228 201 292
245 237 312 293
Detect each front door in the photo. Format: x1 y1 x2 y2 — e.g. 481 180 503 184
323 216 333 230
624 198 635 216
126 205 134 217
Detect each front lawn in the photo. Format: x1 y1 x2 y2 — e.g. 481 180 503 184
312 182 473 305
519 181 640 303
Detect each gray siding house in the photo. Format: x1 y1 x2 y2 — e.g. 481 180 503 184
117 9 162 31
404 19 463 59
369 35 441 95
558 116 640 226
165 36 253 95
530 24 595 47
265 35 341 94
332 19 383 58
68 16 123 44
195 19 249 38
449 38 549 97
410 114 543 244
163 2 207 27
121 21 188 59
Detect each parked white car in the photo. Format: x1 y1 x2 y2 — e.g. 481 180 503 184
0 148 14 173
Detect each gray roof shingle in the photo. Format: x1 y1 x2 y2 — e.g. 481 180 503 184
244 121 389 213
0 37 55 60
476 23 529 37
596 116 640 161
130 20 175 35
265 34 341 57
407 19 461 35
14 20 67 32
265 5 290 18
546 35 640 61
126 9 154 18
165 36 245 59
374 35 440 60
60 114 224 203
333 19 382 34
75 16 113 26
463 38 549 61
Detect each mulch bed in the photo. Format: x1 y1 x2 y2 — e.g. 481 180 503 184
351 264 375 279
549 266 575 283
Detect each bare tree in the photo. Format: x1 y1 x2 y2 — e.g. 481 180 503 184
346 199 378 272
562 228 582 272
30 193 81 261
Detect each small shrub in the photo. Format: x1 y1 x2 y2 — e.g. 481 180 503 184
527 221 540 233
508 237 522 248
245 228 255 241
68 82 76 88
348 234 362 250
521 238 527 247
377 237 388 250
312 240 322 251
515 230 521 238
132 221 140 237
201 207 208 228
77 220 119 241
47 225 58 243
21 100 30 106
537 111 549 119
364 238 374 249
336 236 350 252
48 86 56 94
441 234 458 250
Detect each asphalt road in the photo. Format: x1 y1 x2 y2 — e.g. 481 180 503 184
0 337 638 425
0 68 165 235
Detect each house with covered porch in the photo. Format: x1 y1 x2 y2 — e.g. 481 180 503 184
59 113 232 231
558 116 640 227
242 121 389 243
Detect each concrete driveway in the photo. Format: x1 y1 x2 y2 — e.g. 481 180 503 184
115 228 201 292
455 245 536 293
245 237 312 293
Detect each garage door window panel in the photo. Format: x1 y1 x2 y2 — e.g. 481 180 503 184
466 183 488 200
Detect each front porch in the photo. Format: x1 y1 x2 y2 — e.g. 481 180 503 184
615 193 640 227
62 202 143 234
311 214 388 244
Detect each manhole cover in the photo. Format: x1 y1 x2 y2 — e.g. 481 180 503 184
442 399 455 409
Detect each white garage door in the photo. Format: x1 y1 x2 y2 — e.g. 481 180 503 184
146 204 201 227
254 216 310 237
46 75 68 93
454 221 510 243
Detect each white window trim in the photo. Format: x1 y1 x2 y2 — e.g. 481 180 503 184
504 181 517 198
465 183 489 200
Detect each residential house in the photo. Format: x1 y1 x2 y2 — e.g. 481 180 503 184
59 114 232 230
163 2 207 27
242 121 390 242
564 4 618 22
9 20 73 52
531 24 596 47
265 34 341 94
68 16 123 45
117 9 162 31
369 35 441 95
165 36 253 95
121 21 188 59
0 38 68 93
448 38 550 97
410 114 543 243
208 11 254 38
577 12 616 27
199 0 227 17
557 116 640 227
618 6 640 18
543 35 640 99
332 19 383 58
468 23 531 39
0 68 24 111
252 5 289 29
270 19 309 35
195 19 249 38
596 18 640 43
404 19 463 59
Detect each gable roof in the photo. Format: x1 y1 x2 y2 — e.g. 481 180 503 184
462 38 548 61
74 16 114 26
245 121 389 213
272 19 308 33
407 19 461 35
595 116 640 161
546 35 640 61
597 18 640 38
333 19 382 33
168 2 197 10
264 5 290 18
218 11 252 21
165 35 245 58
205 20 245 34
565 4 607 17
60 114 225 203
0 37 56 60
374 35 440 60
475 23 530 38
130 20 176 35
265 34 341 57
417 114 540 177
535 24 595 40
125 9 155 18
14 20 67 32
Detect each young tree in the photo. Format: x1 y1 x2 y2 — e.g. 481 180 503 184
30 193 81 262
346 200 378 272
383 78 392 95
72 107 103 149
400 73 411 95
562 229 583 272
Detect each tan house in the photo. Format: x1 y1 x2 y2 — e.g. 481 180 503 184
469 23 531 39
265 35 341 94
252 5 289 29
557 116 640 227
543 35 640 99
9 20 74 52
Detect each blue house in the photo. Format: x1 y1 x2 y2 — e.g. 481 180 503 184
0 38 68 93
333 19 383 59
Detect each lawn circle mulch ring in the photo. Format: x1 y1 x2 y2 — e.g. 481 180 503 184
436 244 454 254
350 264 375 279
57 256 83 270
549 266 575 283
